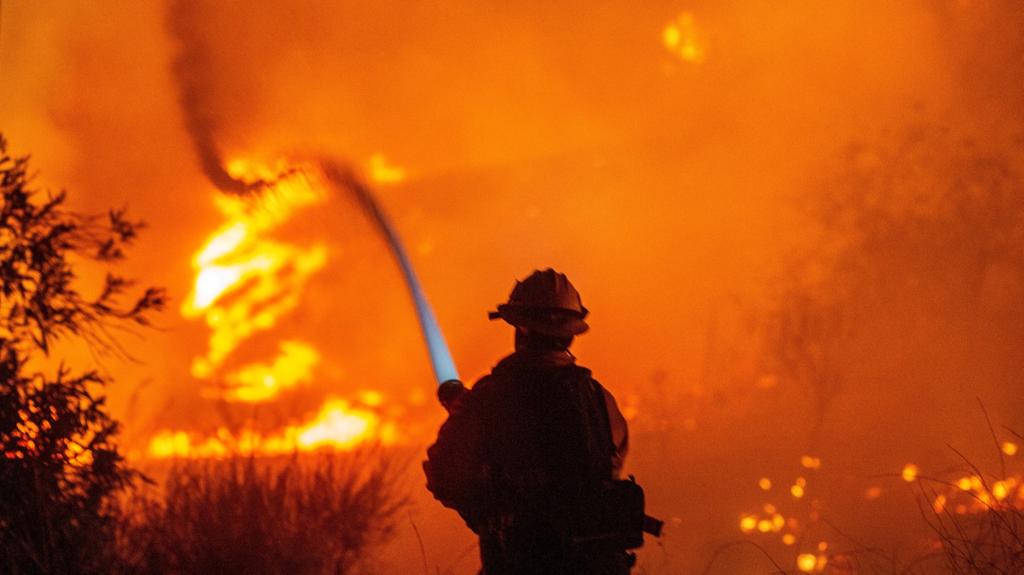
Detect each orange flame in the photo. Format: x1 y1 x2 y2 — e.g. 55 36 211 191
182 165 327 400
220 340 321 403
147 156 418 459
147 396 396 458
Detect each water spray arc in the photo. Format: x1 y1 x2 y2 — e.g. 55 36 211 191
322 164 466 409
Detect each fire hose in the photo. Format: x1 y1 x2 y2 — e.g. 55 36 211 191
327 165 661 539
323 163 466 401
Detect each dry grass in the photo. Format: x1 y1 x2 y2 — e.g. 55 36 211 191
930 505 1024 574
115 450 406 574
917 476 1024 574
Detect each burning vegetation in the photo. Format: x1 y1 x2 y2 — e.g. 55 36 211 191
145 165 400 458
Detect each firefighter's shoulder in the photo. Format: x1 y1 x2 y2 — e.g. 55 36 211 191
449 373 505 415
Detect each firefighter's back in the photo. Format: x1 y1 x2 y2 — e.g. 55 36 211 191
473 353 630 575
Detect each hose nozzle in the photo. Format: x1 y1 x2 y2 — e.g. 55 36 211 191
438 379 467 412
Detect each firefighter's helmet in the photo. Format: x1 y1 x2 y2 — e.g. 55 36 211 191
488 269 589 337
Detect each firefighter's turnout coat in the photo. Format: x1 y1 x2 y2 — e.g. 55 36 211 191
424 350 631 575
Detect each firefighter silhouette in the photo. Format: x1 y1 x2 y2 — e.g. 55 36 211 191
424 269 638 575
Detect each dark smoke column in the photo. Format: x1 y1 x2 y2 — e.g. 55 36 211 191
166 0 263 194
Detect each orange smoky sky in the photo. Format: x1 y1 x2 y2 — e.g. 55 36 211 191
1 0 1022 572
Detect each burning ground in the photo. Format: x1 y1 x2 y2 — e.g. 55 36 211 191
1 0 1023 572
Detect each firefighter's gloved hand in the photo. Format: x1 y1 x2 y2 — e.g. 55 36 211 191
438 379 467 412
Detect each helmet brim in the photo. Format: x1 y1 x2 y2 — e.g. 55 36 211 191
488 306 589 337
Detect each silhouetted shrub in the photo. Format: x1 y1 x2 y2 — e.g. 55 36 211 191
0 135 165 574
116 451 406 574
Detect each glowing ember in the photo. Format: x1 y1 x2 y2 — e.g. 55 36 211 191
369 153 406 184
662 12 705 63
740 515 756 533
921 472 1024 517
740 464 831 569
796 553 817 572
992 480 1009 501
800 455 822 469
791 476 807 499
901 463 919 482
797 552 826 573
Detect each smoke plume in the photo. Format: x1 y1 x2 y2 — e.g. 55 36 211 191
166 0 260 193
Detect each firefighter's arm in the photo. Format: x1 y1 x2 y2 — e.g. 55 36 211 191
600 387 630 478
423 382 494 530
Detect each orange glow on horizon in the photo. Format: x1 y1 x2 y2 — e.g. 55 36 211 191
146 396 393 458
